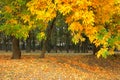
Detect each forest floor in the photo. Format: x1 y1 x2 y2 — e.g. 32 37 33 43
0 51 120 80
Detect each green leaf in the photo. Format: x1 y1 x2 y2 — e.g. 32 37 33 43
102 50 109 58
108 38 114 45
118 36 120 40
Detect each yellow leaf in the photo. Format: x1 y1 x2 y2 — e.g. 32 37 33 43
22 15 30 23
69 22 83 32
4 6 12 13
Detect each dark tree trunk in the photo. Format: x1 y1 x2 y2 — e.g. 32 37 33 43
11 37 21 59
66 33 70 53
81 37 89 53
40 40 46 58
93 45 100 55
81 41 88 53
21 40 25 50
74 44 77 53
26 37 31 52
46 40 52 53
77 44 80 53
3 36 8 52
54 39 58 53
32 36 36 51
74 43 80 53
66 42 69 53
40 18 56 58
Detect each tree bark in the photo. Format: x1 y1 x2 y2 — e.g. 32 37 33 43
93 45 100 55
11 37 21 59
40 40 46 58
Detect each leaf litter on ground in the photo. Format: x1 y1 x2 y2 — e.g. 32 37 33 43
0 52 120 80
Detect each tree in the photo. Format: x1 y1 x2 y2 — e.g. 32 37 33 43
0 0 32 59
27 0 120 58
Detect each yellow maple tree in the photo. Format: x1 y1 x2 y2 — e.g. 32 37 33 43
27 0 120 58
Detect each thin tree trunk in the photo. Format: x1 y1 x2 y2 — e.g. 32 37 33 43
32 36 36 51
3 36 8 52
26 37 31 52
11 37 21 59
66 32 70 53
21 40 25 50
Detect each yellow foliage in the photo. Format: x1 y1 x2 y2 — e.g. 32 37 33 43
40 32 46 39
21 15 30 23
69 22 83 32
82 11 94 25
97 48 108 58
4 6 12 13
57 4 72 15
73 11 83 21
27 0 56 22
26 0 120 57
6 19 18 24
72 33 85 44
91 0 114 24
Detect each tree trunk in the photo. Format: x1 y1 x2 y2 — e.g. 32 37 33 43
3 36 8 52
66 33 70 53
32 36 36 51
81 41 88 53
21 40 25 50
11 37 21 59
40 40 46 58
93 45 100 55
40 18 56 58
26 37 31 52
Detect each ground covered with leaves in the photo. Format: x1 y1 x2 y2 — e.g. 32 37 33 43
0 52 120 80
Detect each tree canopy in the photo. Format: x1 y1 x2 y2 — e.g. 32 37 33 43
26 0 120 58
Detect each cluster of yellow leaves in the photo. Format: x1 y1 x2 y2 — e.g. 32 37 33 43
6 19 18 25
91 0 114 24
21 14 36 30
69 22 83 32
27 0 56 22
97 48 108 58
21 15 30 23
82 11 94 26
4 6 12 13
84 26 97 43
114 0 120 14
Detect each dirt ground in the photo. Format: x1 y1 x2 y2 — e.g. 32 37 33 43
0 51 120 80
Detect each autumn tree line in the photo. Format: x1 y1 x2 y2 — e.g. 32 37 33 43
0 22 94 53
0 0 120 59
